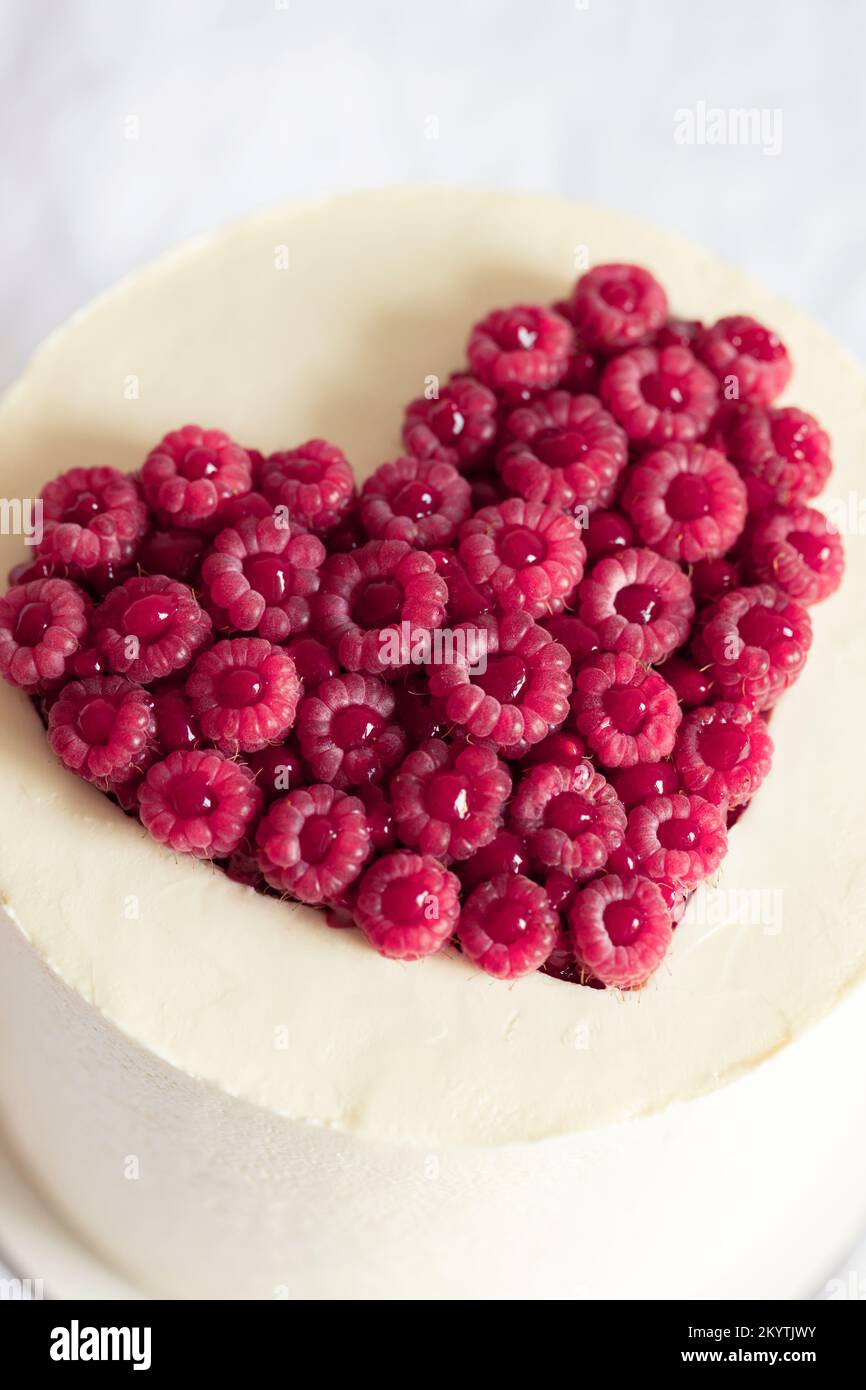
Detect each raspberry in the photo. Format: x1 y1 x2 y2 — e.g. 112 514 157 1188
352 781 396 853
200 516 326 642
600 346 719 447
244 741 306 803
690 555 741 605
259 440 355 535
577 546 694 664
721 406 832 511
185 637 301 754
354 851 460 960
523 728 588 768
314 539 447 674
359 456 471 548
559 342 602 396
47 675 156 788
7 555 56 587
427 611 572 750
540 613 599 667
138 748 261 858
695 584 812 710
0 577 90 690
572 652 681 767
509 759 626 879
431 548 493 623
569 873 672 990
655 318 703 351
583 508 635 563
655 654 715 708
456 828 529 893
217 490 274 527
621 442 747 562
609 758 680 809
625 792 727 891
37 466 146 571
402 375 498 467
93 575 211 684
497 392 628 513
392 670 450 745
141 425 253 529
745 505 844 605
296 672 406 788
458 873 557 979
466 305 573 392
568 264 668 351
324 503 366 556
152 679 202 753
674 701 773 808
697 316 792 406
458 498 586 618
282 635 339 687
255 784 371 904
136 528 205 583
391 737 511 861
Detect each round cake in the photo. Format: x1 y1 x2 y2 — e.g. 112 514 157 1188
0 189 864 1300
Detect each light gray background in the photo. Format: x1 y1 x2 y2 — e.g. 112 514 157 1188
1 0 864 1299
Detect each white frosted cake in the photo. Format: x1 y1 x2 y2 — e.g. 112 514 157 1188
0 189 865 1299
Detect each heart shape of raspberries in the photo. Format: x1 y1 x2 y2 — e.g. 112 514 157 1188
0 264 844 990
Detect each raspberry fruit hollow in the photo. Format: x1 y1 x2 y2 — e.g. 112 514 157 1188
466 304 573 392
314 539 448 674
431 548 493 624
609 758 680 809
458 497 586 618
508 759 627 880
600 345 719 447
577 546 695 664
456 828 529 893
359 456 472 549
138 748 261 858
141 425 253 530
674 701 773 809
37 466 147 571
152 680 202 754
254 784 371 904
390 738 511 862
200 515 326 643
720 406 833 511
690 555 741 606
697 315 792 406
458 874 558 979
282 635 340 687
572 652 682 768
621 442 748 563
695 584 812 710
185 637 301 754
0 576 90 691
402 375 498 468
296 672 406 789
745 505 845 606
353 851 460 960
569 873 673 990
625 792 728 892
568 263 668 351
497 391 628 513
583 509 636 564
523 728 588 769
47 675 156 789
655 655 715 709
259 439 355 535
93 575 212 685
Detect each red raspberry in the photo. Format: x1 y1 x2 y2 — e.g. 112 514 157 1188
572 652 681 768
697 316 792 406
540 613 599 667
583 508 635 563
621 442 747 562
655 654 716 708
690 555 741 605
654 318 703 351
392 670 450 745
37 466 146 571
0 577 90 690
431 548 493 623
314 539 447 674
185 637 301 754
721 406 832 511
47 675 156 788
695 584 812 710
523 728 588 768
568 264 668 351
458 498 586 618
352 781 396 852
427 611 572 750
674 701 773 808
559 342 602 396
609 758 680 809
402 375 498 467
359 456 471 548
466 305 573 392
141 425 253 529
458 873 557 979
151 679 202 753
600 346 719 447
354 850 460 960
509 759 626 880
296 672 406 788
136 528 205 584
282 635 339 687
625 792 727 891
568 873 672 990
456 828 529 893
255 784 371 904
391 737 511 862
259 440 355 535
577 546 694 664
745 505 844 605
93 575 211 684
497 392 628 513
138 748 261 858
244 741 306 803
200 516 326 642
217 491 274 527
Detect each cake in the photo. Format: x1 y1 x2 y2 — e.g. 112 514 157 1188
0 188 865 1299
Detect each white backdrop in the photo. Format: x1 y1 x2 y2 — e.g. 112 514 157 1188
1 0 864 1298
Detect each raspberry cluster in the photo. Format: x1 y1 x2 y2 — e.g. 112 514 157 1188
1 262 844 990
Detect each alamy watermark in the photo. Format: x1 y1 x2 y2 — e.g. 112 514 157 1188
378 620 489 673
674 102 783 157
0 497 43 545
